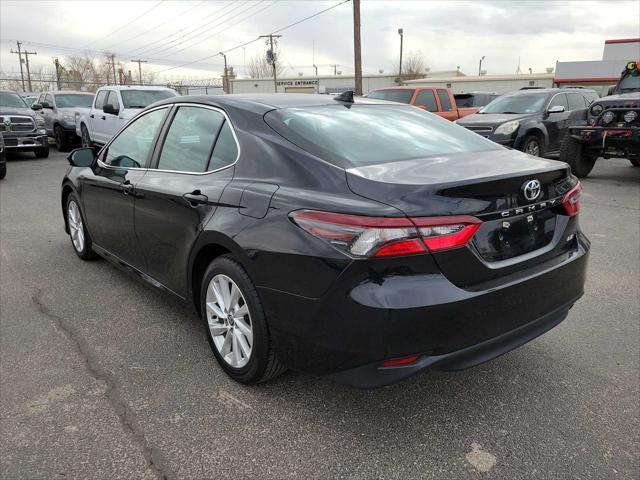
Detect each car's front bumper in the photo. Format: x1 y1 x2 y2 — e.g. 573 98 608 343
259 232 589 387
2 133 48 149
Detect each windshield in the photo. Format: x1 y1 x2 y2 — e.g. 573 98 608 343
480 94 547 114
120 89 176 108
24 97 37 106
265 105 501 168
367 89 414 104
0 92 28 108
55 94 94 108
618 69 640 92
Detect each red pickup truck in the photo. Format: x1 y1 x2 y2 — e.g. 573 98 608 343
367 86 479 121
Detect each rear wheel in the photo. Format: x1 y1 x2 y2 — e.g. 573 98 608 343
560 135 596 178
522 135 544 157
201 255 286 384
66 194 96 260
81 124 92 148
0 162 6 180
55 125 71 151
34 147 49 158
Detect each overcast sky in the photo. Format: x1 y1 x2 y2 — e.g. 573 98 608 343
1 0 639 82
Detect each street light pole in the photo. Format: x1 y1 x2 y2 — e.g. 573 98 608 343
353 0 362 96
219 52 228 94
398 28 404 85
478 55 485 76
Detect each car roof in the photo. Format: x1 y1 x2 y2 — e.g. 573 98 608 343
98 85 175 91
152 93 396 114
47 91 94 95
506 88 590 96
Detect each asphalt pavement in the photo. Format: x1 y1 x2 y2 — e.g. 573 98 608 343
1 149 638 479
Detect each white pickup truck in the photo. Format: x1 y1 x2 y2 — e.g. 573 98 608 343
76 85 177 147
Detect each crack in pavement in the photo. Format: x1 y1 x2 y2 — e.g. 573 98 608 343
31 288 176 480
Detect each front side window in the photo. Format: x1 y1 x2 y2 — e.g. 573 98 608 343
0 92 28 108
94 90 108 109
481 94 548 114
106 90 120 108
157 106 225 173
104 108 167 168
367 89 414 104
566 93 585 111
120 89 176 109
436 90 453 111
549 93 569 110
45 94 54 106
415 90 438 112
265 105 500 168
55 94 94 108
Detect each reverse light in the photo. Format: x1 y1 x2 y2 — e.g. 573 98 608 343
289 210 482 258
562 182 582 217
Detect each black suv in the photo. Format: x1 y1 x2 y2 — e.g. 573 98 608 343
456 88 598 157
560 62 640 177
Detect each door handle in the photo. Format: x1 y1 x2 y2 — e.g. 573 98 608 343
121 181 134 195
101 116 106 120
90 114 94 118
183 191 208 206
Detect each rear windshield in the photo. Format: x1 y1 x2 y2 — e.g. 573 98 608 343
55 94 94 108
481 94 547 114
367 89 414 104
120 89 176 109
0 92 27 108
264 105 501 168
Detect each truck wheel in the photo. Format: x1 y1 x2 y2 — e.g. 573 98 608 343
522 135 544 157
55 125 70 151
629 156 640 167
81 124 92 148
0 162 6 180
34 147 50 159
560 135 596 178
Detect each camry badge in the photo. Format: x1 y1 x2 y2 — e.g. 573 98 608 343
522 179 541 201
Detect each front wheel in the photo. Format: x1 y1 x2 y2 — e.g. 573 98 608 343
560 135 596 178
0 162 6 180
201 255 286 384
34 147 49 158
55 126 70 151
522 135 544 157
66 194 96 260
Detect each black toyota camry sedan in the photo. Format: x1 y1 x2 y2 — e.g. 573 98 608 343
61 93 589 388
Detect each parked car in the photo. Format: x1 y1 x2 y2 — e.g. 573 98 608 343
0 90 49 158
560 61 640 177
34 91 94 151
61 93 588 388
367 86 479 121
454 91 499 108
76 85 177 147
20 93 40 107
456 88 597 157
0 133 6 179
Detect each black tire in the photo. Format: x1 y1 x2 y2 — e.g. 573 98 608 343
34 147 49 159
521 135 544 157
65 193 96 260
629 156 640 167
0 162 6 180
81 124 92 148
560 135 596 178
200 254 286 384
55 125 70 151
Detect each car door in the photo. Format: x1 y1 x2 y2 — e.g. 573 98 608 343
435 89 456 121
543 93 570 151
413 89 439 113
80 106 169 270
102 90 123 142
90 90 109 143
134 104 238 297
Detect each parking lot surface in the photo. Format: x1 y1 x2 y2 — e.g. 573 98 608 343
1 149 638 479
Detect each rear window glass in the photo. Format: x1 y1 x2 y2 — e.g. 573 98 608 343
264 105 500 168
367 89 414 104
120 89 177 109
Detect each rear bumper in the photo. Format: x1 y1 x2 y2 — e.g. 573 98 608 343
259 232 589 386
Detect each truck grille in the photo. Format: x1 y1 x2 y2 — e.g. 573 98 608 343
464 126 493 137
0 116 36 133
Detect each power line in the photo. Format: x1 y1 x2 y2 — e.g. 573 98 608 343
154 0 351 74
83 0 165 48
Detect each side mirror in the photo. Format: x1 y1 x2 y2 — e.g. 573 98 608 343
31 103 43 111
67 148 96 168
41 101 52 109
547 105 565 114
103 103 119 115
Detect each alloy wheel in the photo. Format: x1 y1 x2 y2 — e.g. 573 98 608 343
67 201 85 252
525 140 540 156
205 274 253 368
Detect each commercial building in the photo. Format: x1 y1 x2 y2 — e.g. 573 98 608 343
404 73 554 94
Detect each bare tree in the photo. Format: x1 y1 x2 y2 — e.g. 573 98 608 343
398 50 428 80
62 54 101 91
246 48 285 79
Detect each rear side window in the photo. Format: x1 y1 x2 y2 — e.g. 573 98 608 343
265 105 500 168
157 106 225 173
367 89 414 104
94 90 108 109
414 90 438 112
210 121 238 170
436 90 453 111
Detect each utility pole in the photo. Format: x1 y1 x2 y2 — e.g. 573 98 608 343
353 0 362 96
53 58 63 90
478 55 485 76
219 52 228 94
259 34 282 93
397 28 404 85
130 59 147 85
10 41 26 91
23 49 37 92
332 64 338 75
107 54 116 84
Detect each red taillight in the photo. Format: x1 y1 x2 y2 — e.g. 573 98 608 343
562 182 582 217
379 355 419 368
289 210 481 258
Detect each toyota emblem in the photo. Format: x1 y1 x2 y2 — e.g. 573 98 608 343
522 179 541 201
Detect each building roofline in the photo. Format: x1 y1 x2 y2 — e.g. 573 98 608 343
604 38 640 44
404 73 554 83
554 77 619 83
